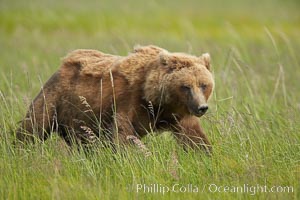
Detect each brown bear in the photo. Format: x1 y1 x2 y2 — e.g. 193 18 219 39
16 45 214 153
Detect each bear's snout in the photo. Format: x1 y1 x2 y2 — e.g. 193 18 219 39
187 102 208 117
198 104 208 115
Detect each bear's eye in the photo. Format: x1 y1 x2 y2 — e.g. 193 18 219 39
181 85 191 91
200 83 207 91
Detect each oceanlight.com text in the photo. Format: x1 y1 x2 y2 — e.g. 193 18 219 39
208 184 293 195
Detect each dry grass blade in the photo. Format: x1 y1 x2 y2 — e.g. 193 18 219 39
80 126 97 143
126 135 152 157
79 96 93 113
169 150 179 180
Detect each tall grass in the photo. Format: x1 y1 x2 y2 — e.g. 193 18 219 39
0 0 299 199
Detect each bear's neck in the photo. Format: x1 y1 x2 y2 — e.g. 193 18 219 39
143 68 171 106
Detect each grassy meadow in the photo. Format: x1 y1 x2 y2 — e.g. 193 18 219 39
0 0 299 199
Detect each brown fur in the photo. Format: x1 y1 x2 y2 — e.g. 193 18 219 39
16 45 214 153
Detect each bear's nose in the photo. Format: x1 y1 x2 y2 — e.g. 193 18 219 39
198 105 208 114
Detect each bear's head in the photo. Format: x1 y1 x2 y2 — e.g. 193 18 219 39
144 50 214 117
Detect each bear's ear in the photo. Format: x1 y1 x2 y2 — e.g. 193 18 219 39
159 51 170 66
133 44 142 53
200 53 211 70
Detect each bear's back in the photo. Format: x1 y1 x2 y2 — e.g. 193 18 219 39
60 45 165 83
61 49 122 77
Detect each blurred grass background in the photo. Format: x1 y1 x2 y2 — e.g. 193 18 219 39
0 0 299 199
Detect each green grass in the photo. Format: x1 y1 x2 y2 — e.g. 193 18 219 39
0 0 299 199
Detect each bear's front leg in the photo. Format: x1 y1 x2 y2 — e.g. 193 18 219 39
112 113 138 146
172 116 212 155
16 96 57 144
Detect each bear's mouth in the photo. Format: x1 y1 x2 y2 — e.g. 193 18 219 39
188 107 204 117
192 111 205 117
188 104 208 117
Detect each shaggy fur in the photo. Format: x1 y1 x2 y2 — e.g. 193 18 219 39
16 45 214 153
